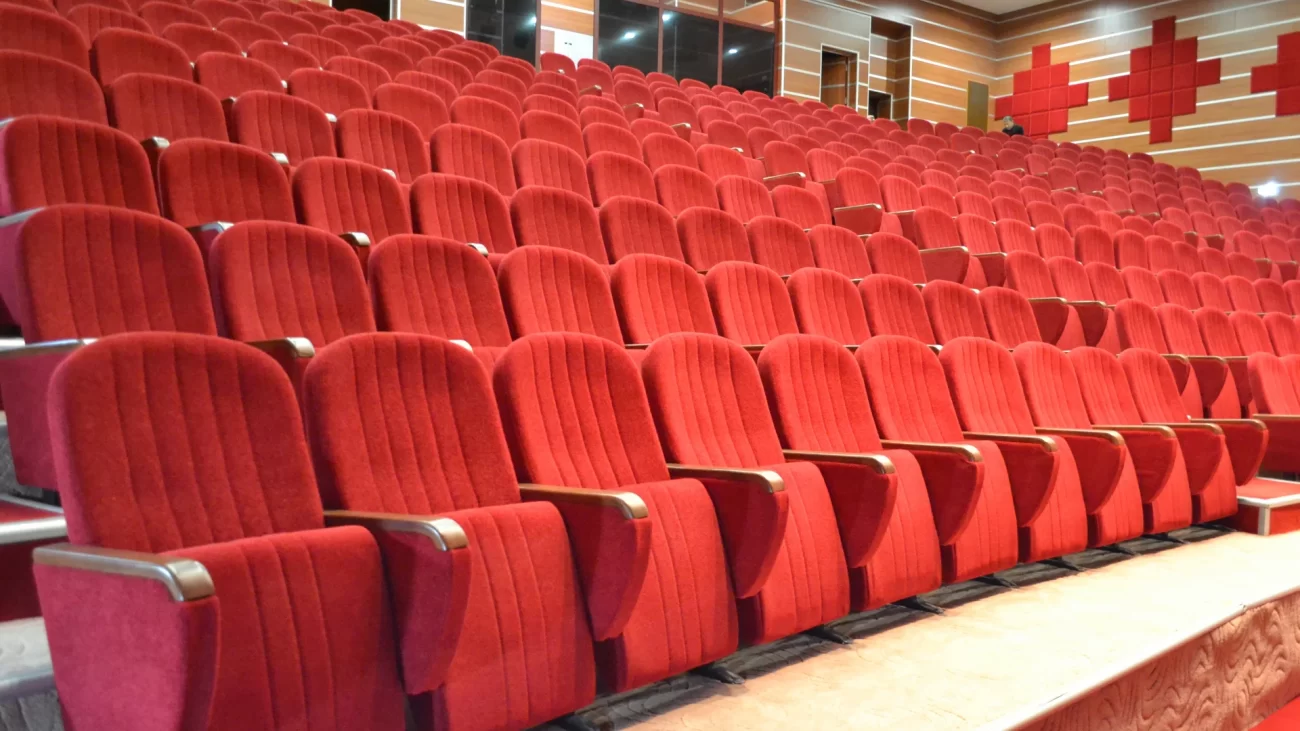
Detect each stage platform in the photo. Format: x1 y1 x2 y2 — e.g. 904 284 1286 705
570 526 1300 731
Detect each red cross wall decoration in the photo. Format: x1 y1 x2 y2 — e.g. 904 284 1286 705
994 43 1089 137
1251 32 1300 117
1108 16 1221 144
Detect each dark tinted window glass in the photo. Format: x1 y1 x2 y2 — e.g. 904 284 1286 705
721 22 773 94
465 0 538 62
663 11 718 84
597 0 659 74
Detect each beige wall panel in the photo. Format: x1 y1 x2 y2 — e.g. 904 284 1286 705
401 0 463 30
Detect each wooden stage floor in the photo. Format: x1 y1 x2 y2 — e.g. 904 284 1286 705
572 527 1300 730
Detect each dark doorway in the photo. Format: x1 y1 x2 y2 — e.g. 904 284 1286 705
332 0 389 20
820 47 856 109
867 90 891 120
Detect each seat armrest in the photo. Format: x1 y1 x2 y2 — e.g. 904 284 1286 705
324 510 471 693
781 450 896 567
669 122 692 141
1093 424 1175 437
666 464 787 598
466 242 489 257
1147 423 1225 493
833 203 884 236
0 515 66 547
878 440 982 544
339 232 371 249
1161 353 1191 391
1194 418 1267 484
33 543 221 729
0 339 93 490
963 432 1058 525
244 337 315 392
1027 297 1069 343
518 484 652 640
1152 421 1223 435
185 221 233 258
141 136 169 178
579 84 601 96
918 245 970 283
761 171 806 190
1092 424 1178 502
962 432 1056 450
1035 427 1125 514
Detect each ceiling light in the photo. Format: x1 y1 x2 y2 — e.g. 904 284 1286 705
622 30 637 41
663 11 674 21
1259 181 1281 198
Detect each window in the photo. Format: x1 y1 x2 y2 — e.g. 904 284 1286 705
663 11 718 84
721 21 773 94
465 0 539 63
596 0 660 74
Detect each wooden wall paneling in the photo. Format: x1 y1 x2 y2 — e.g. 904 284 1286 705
400 0 464 30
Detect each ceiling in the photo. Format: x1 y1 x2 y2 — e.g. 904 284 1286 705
956 0 1055 14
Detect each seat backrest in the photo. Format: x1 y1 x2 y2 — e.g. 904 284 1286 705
0 6 88 69
1114 298 1168 351
583 122 640 159
431 123 516 196
715 175 775 223
610 253 716 343
409 172 517 255
655 164 719 215
1196 307 1245 356
747 216 815 276
372 83 449 139
641 132 695 171
855 334 964 441
161 23 242 62
231 91 334 165
158 138 294 227
51 332 322 550
1013 341 1095 429
367 235 511 346
1004 251 1057 298
193 51 282 100
587 151 655 205
923 280 989 343
1248 352 1300 413
6 204 217 341
0 115 156 216
641 332 787 468
448 94 519 148
90 28 190 86
287 68 370 116
1121 266 1165 306
858 274 935 343
940 336 1038 434
303 332 521 514
106 73 227 144
879 175 920 213
863 232 925 284
0 50 105 123
676 207 750 271
1157 270 1201 309
1084 262 1127 304
770 185 830 229
704 261 797 345
1256 279 1291 314
494 332 670 487
978 287 1041 347
758 333 885 452
513 138 591 201
787 268 870 345
1118 348 1189 423
210 221 375 343
911 207 960 251
807 224 871 279
336 108 431 184
510 186 606 264
598 196 684 261
496 245 622 343
1224 275 1264 312
292 157 413 245
1066 347 1146 423
1230 310 1275 355
1074 225 1115 266
996 218 1037 255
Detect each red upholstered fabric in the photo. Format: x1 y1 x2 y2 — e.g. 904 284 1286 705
292 156 412 248
497 245 622 343
642 334 852 647
978 287 1042 346
923 280 989 343
194 51 281 100
1265 312 1300 355
494 332 739 690
1 116 157 217
431 123 517 196
1159 270 1202 309
715 174 775 223
808 224 871 279
787 268 870 345
510 186 606 264
855 335 1019 581
1068 347 1193 533
940 337 1088 561
757 334 942 609
286 68 370 116
157 139 293 228
90 28 190 86
1012 342 1146 546
259 12 315 40
209 221 375 343
599 197 684 262
230 90 334 165
336 109 431 184
513 139 591 201
705 261 797 345
410 172 517 256
1231 311 1274 355
771 185 831 229
676 207 750 271
449 95 519 148
611 253 716 343
39 333 408 730
0 6 88 69
641 133 695 171
1115 298 1171 353
373 83 450 138
1 204 216 341
858 273 935 343
698 144 753 182
1248 353 1300 469
863 232 926 284
160 23 241 62
655 164 720 215
1121 267 1165 306
747 216 815 276
300 333 602 727
520 109 583 156
583 122 640 159
1119 348 1243 521
106 73 227 144
588 151 656 205
0 51 105 123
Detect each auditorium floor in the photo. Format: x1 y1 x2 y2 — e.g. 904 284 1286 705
574 527 1300 730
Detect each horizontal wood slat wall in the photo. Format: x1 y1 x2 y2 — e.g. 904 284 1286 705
992 0 1299 197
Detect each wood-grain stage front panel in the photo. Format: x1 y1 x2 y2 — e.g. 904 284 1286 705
622 530 1300 730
